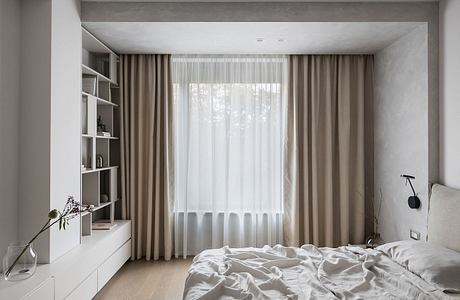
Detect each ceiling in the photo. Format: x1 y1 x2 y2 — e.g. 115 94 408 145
83 22 422 54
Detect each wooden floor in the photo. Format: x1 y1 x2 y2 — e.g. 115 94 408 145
94 258 192 300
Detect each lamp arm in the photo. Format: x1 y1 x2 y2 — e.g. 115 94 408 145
407 178 417 196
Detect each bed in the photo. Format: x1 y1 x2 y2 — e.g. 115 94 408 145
183 184 460 299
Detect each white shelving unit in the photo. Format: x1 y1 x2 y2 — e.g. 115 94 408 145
81 26 121 236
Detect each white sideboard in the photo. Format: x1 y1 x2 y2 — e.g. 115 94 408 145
0 220 131 300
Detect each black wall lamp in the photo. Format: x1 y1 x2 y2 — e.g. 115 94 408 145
401 174 421 209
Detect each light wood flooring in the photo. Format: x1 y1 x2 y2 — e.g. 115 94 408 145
94 258 192 300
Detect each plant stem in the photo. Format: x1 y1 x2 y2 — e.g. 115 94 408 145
4 197 84 278
4 217 61 277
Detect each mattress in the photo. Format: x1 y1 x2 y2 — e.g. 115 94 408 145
183 245 455 299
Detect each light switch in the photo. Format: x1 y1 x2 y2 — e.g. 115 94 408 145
410 229 420 240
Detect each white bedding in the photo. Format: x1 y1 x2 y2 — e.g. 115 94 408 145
183 245 454 299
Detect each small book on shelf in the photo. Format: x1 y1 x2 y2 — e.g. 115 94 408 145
93 221 117 230
97 131 111 137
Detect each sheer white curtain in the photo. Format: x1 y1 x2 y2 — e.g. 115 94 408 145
172 55 288 257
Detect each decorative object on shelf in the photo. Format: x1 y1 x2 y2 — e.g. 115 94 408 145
97 115 107 132
366 188 384 249
401 174 421 209
2 196 93 281
96 116 111 136
96 154 104 168
2 242 37 282
100 194 109 203
81 164 86 171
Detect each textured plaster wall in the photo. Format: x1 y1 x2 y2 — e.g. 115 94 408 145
439 0 460 189
374 26 429 242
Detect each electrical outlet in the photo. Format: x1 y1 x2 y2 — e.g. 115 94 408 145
410 229 420 240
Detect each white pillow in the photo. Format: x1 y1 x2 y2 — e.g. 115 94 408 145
376 240 460 293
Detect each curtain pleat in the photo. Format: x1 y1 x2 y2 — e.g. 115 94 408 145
120 54 174 261
284 55 373 247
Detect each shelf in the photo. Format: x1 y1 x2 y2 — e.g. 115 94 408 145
82 91 118 107
82 134 118 140
82 166 118 174
81 220 130 245
97 98 118 107
81 201 113 216
82 64 117 85
96 135 119 140
82 27 119 58
81 26 121 242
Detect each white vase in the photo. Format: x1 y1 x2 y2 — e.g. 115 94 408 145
2 242 37 281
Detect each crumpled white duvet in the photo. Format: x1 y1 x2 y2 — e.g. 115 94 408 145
183 245 452 299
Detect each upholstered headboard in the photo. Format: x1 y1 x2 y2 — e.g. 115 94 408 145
428 184 460 252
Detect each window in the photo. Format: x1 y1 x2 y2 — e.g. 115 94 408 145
172 55 288 256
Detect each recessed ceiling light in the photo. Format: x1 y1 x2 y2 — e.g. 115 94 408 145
256 38 264 42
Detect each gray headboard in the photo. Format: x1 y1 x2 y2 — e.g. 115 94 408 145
428 184 460 252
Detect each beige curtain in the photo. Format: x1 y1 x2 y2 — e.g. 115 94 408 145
120 54 174 260
284 55 374 247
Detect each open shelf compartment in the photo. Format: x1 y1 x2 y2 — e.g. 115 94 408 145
80 26 121 238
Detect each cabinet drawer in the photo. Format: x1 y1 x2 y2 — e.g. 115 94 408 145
65 270 97 300
97 239 131 291
23 278 54 300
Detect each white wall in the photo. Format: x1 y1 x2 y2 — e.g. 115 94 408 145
374 26 430 242
19 0 53 262
49 0 82 262
0 0 20 255
18 0 81 263
439 0 460 189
